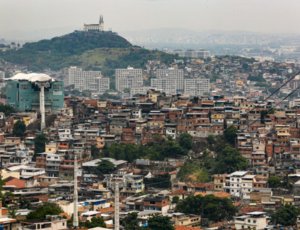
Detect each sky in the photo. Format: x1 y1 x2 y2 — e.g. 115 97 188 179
0 0 300 39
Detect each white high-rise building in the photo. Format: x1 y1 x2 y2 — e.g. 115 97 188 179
151 76 177 95
197 49 210 59
0 71 5 88
156 68 184 94
115 67 143 92
184 78 210 96
64 67 109 93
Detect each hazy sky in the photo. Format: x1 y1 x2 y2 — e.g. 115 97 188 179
0 0 299 37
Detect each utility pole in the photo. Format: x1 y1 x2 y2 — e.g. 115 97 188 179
114 182 119 230
73 155 79 228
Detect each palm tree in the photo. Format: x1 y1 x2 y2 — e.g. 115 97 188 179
281 173 293 192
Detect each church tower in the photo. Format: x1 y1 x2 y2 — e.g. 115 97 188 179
99 15 104 31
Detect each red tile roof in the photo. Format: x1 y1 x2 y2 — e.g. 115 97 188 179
175 226 203 230
167 190 189 195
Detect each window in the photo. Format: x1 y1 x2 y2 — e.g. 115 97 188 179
248 220 251 223
21 85 30 89
53 85 62 90
8 84 14 89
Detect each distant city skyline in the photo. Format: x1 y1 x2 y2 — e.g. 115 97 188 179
1 0 300 40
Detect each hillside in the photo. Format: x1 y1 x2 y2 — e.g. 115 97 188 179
0 32 178 76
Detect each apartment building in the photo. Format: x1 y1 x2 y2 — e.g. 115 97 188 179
151 76 177 95
156 68 184 93
234 212 267 230
224 171 247 197
184 78 210 96
64 66 109 93
115 67 143 92
143 195 170 214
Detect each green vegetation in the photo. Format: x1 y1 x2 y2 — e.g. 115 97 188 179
13 120 26 137
0 104 16 116
26 202 63 219
177 159 211 183
0 33 178 87
96 159 115 174
81 217 107 228
267 176 281 188
254 82 269 87
19 197 32 209
172 195 180 204
175 194 238 222
103 134 190 163
0 175 14 207
34 133 48 160
224 125 238 145
270 204 299 226
248 74 266 82
122 213 174 230
214 146 248 174
122 212 140 230
179 133 193 150
147 214 174 230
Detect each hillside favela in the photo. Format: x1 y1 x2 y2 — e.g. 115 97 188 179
1 1 300 230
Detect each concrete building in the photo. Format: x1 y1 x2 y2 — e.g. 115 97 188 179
197 49 210 59
234 212 267 230
156 68 184 94
171 49 210 59
151 76 177 95
224 171 247 198
0 71 5 88
184 78 210 96
64 67 109 93
6 74 64 112
115 67 143 92
130 87 155 97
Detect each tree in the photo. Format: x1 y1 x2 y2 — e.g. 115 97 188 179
96 159 115 174
81 217 106 228
271 204 299 226
13 120 26 137
123 88 130 94
91 144 101 158
19 197 32 209
242 63 249 70
207 135 215 149
224 125 237 145
26 202 63 219
82 90 92 97
268 176 281 188
0 104 15 116
147 213 174 230
281 173 293 191
172 195 180 204
122 212 140 230
8 208 18 218
176 194 238 222
214 147 248 174
34 134 48 160
179 133 193 150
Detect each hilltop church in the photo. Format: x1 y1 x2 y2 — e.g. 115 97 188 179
84 15 104 32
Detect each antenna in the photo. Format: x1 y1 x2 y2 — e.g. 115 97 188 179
73 155 79 227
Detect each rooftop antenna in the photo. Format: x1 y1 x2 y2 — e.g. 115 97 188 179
73 155 79 227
